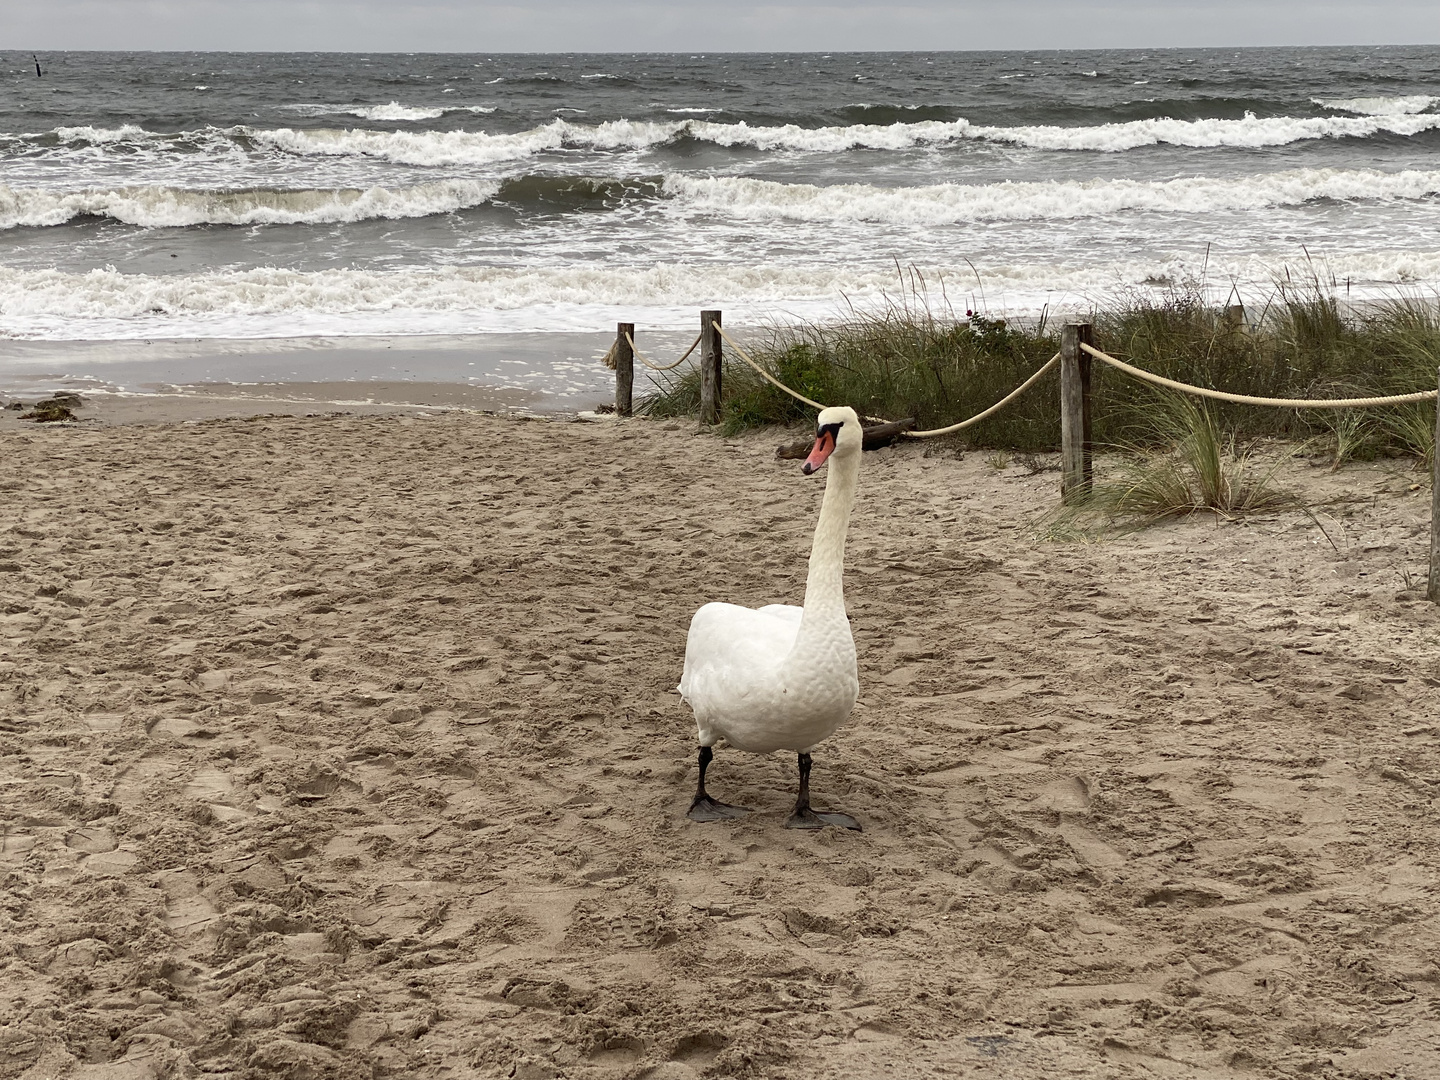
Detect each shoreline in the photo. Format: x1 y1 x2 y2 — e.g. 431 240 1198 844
0 331 706 423
0 382 548 428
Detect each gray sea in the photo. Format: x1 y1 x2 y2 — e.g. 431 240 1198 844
2 47 1438 401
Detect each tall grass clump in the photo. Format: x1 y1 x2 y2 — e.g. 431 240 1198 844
1094 280 1440 461
641 272 1440 462
1083 395 1293 522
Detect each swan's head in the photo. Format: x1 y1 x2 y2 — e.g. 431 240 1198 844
802 405 862 475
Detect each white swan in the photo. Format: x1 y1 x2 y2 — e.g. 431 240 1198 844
678 405 863 830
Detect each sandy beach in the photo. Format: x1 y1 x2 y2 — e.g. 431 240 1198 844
2 408 1439 1079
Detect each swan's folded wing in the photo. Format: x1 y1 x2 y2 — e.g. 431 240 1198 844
756 604 804 627
679 602 801 704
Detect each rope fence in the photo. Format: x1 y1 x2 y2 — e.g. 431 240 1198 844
607 315 1438 428
603 312 1440 603
1079 342 1438 410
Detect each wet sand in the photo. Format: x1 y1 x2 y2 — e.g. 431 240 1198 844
0 332 645 419
0 382 544 429
2 410 1439 1079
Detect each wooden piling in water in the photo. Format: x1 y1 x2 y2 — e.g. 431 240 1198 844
700 310 722 426
1060 322 1094 504
614 322 634 417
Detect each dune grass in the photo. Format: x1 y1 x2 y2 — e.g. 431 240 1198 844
641 277 1440 472
1080 396 1294 524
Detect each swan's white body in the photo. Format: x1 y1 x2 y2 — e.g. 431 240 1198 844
679 406 861 755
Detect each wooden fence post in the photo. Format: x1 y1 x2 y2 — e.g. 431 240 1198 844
700 310 722 426
1428 366 1440 603
1060 322 1094 504
614 322 634 417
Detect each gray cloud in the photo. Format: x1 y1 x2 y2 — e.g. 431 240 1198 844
5 1 1437 52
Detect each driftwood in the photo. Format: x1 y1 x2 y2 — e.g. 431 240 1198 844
775 417 916 460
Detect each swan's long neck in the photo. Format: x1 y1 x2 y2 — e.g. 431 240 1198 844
792 447 859 655
803 449 858 615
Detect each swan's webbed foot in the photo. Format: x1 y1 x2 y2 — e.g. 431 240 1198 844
785 752 862 832
687 745 750 823
689 795 750 822
786 806 861 831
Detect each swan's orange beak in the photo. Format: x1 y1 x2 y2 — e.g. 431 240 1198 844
802 429 836 475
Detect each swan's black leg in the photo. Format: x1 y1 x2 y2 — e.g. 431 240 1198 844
687 745 750 822
785 752 861 831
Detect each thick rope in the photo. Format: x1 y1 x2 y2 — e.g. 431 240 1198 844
625 330 703 373
1081 342 1438 409
712 323 828 411
903 353 1061 438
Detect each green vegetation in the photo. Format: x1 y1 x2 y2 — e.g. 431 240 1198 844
640 278 1440 470
1079 397 1293 523
644 284 1061 447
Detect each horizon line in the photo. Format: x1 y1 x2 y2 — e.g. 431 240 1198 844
7 42 1440 55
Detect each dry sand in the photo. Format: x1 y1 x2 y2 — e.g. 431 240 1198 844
1 410 1438 1080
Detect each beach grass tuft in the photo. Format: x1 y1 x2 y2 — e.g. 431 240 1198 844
1082 396 1294 522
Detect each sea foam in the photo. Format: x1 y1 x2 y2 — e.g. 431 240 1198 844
3 254 1439 341
52 124 158 145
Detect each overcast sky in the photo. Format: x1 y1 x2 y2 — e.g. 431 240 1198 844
4 1 1437 52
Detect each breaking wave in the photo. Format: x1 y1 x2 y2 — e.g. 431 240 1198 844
663 168 1440 225
24 108 1440 171
0 179 501 229
5 165 1438 233
257 113 1440 163
1314 95 1438 116
285 102 498 121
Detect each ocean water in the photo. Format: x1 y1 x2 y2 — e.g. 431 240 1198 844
2 48 1438 395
